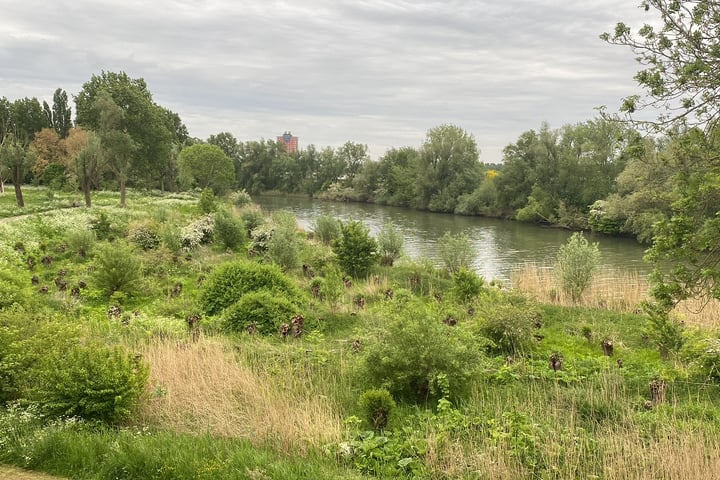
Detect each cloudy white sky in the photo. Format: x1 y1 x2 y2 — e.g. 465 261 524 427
1 0 651 163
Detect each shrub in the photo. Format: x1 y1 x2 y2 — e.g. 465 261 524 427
228 189 252 208
451 268 484 303
65 228 96 257
267 212 301 270
376 222 404 266
358 388 396 431
478 302 539 355
27 341 148 423
128 221 161 250
239 205 265 234
180 214 215 251
92 242 143 298
159 222 182 254
363 302 481 404
200 261 300 316
333 220 377 279
313 215 341 245
0 269 32 311
90 211 125 241
223 290 299 334
555 232 600 303
438 231 475 273
213 208 246 251
198 187 217 214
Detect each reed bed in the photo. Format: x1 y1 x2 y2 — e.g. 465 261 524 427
511 263 720 328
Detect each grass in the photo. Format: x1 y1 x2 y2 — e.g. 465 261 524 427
3 186 720 479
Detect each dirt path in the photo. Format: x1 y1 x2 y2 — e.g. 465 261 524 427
0 465 66 479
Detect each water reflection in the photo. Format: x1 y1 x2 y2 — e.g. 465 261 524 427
255 195 649 282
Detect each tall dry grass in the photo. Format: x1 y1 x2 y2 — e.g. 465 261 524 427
138 338 343 453
511 263 720 328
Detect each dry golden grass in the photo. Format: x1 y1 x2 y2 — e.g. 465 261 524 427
511 264 720 329
138 338 343 453
0 466 65 480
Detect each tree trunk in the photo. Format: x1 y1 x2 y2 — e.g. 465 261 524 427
12 167 24 207
82 179 92 208
119 177 127 208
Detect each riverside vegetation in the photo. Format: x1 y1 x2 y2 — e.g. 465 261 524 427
1 187 720 479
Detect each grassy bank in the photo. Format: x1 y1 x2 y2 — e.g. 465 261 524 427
2 187 720 479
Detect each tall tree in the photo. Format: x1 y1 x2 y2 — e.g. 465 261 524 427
94 91 136 207
416 124 482 212
178 143 235 194
42 88 72 138
75 71 175 193
604 1 720 308
69 129 103 208
0 136 35 207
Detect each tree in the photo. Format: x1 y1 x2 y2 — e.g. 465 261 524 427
555 232 600 303
42 88 72 138
95 91 136 207
178 143 235 194
416 124 482 212
0 136 35 207
75 71 177 191
601 1 720 133
30 128 66 184
604 1 720 308
333 220 377 279
69 129 103 208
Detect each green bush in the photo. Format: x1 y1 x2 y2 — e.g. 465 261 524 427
27 341 148 423
333 220 377 279
451 268 484 303
313 215 341 245
363 302 481 404
358 388 396 431
214 208 246 251
229 189 252 208
239 205 265 234
267 212 301 270
376 222 404 266
478 302 539 355
198 187 217 214
128 221 161 250
0 268 32 311
555 232 600 302
65 228 96 258
438 231 475 273
200 261 301 316
90 211 125 241
92 242 143 298
223 290 299 334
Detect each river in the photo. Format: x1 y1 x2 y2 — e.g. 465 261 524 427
255 195 649 282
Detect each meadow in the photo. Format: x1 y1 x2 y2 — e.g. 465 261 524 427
1 187 719 479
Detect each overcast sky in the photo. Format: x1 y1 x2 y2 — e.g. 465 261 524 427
1 0 651 163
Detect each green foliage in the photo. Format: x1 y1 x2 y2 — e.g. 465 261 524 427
478 301 539 355
92 242 143 298
228 189 252 208
0 269 32 311
213 208 246 251
313 214 341 245
336 428 426 478
333 220 377 279
180 214 214 251
363 302 482 404
200 260 300 316
90 211 125 241
358 389 396 431
239 205 265 233
644 302 685 358
222 290 299 335
267 212 301 270
376 222 404 266
198 187 217 214
27 342 148 423
179 144 236 195
451 268 484 303
65 228 96 257
438 231 475 274
128 221 161 250
555 232 600 303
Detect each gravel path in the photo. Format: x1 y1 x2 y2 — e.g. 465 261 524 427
0 465 66 479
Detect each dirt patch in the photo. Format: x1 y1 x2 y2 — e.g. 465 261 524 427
0 465 65 480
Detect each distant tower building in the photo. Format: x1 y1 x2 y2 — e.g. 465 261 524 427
277 131 299 153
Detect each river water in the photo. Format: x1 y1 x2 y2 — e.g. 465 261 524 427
255 195 649 282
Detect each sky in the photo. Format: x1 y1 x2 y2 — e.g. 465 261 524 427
1 0 652 164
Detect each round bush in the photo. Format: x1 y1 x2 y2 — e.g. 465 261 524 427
200 261 301 316
478 302 539 355
213 208 246 251
223 290 299 334
358 388 396 431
